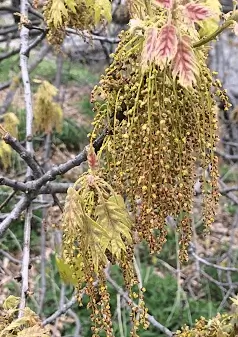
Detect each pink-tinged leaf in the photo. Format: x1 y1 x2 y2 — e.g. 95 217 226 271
141 27 159 67
87 145 98 170
172 36 199 88
184 2 212 23
155 24 178 63
234 22 238 36
154 0 173 9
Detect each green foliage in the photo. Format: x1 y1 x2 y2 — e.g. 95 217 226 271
77 97 95 119
199 0 222 37
50 263 222 337
54 117 90 150
0 55 19 82
32 58 99 85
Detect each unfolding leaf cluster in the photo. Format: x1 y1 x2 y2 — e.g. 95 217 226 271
0 295 50 337
43 0 112 45
177 296 238 337
61 170 132 282
59 148 145 335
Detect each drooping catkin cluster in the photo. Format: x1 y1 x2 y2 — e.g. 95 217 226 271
0 112 19 170
34 81 63 134
43 0 112 46
90 8 227 261
176 298 238 337
58 1 231 335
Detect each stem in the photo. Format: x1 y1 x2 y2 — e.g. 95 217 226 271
193 11 238 48
144 0 153 17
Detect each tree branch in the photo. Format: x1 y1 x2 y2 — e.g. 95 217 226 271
0 130 107 236
2 131 43 178
18 0 34 317
42 295 78 326
0 195 31 237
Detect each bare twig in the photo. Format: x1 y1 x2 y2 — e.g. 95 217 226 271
0 190 16 211
2 132 43 177
191 251 238 272
0 195 31 237
216 149 238 161
0 178 72 194
23 30 47 57
106 273 173 337
0 177 30 191
68 309 82 337
219 180 238 205
42 295 78 326
0 127 107 237
0 249 22 264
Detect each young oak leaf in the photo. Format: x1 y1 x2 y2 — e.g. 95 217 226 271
234 22 238 36
65 0 76 13
62 188 108 274
87 144 98 171
172 36 199 88
56 255 84 285
184 2 212 23
141 27 159 68
199 0 222 36
127 0 147 18
154 0 173 9
78 196 109 273
95 195 132 259
94 0 112 25
155 24 178 64
62 187 84 234
0 316 34 335
3 296 20 310
47 0 68 27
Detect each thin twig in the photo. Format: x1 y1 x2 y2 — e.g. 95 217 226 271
42 295 78 326
106 273 173 337
0 128 106 236
68 309 82 337
191 251 238 272
0 195 31 237
0 190 16 211
0 249 22 264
